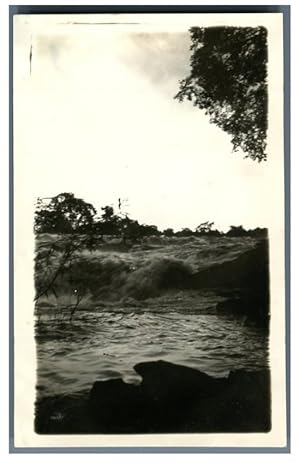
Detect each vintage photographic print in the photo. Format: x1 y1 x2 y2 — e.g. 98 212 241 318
13 12 287 448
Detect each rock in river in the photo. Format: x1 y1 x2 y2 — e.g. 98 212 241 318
88 360 271 434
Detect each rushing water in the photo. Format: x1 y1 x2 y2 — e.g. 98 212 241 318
36 304 268 399
35 235 269 400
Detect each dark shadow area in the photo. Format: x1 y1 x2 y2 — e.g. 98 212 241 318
35 360 271 434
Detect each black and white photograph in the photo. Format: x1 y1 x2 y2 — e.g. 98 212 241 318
12 11 287 448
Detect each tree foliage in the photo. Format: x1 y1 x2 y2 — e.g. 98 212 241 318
34 193 96 233
227 225 248 237
175 26 268 161
163 228 174 237
196 221 215 234
34 192 268 240
176 228 194 237
98 206 121 235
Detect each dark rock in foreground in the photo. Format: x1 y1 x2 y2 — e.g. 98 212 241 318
36 360 271 434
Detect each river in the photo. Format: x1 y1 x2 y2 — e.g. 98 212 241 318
36 302 268 399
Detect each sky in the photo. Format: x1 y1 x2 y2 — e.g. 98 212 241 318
14 14 282 232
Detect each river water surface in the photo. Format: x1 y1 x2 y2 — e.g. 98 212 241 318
36 304 268 399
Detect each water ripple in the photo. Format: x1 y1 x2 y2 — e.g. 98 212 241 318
36 307 268 398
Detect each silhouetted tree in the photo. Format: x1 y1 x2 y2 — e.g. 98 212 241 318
101 206 114 222
175 26 268 161
139 224 161 237
99 206 121 235
34 193 96 234
163 228 175 237
227 225 248 237
196 221 215 235
176 228 194 237
121 217 143 243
